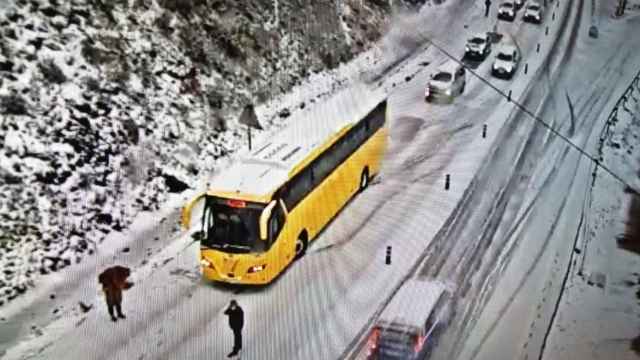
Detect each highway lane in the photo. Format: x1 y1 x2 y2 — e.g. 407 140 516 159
1 1 570 359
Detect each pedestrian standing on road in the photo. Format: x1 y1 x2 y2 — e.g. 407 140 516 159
485 0 492 17
98 265 133 322
224 299 244 358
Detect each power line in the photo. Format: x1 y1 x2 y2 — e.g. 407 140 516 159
420 36 638 193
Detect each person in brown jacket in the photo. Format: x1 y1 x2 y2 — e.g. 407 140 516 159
98 265 133 322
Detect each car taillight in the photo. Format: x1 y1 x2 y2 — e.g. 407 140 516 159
367 327 381 350
414 334 426 353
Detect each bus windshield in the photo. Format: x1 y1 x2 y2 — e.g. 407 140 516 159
200 197 266 254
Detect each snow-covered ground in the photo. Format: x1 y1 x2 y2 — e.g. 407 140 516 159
437 1 640 360
541 73 640 360
2 0 640 359
543 43 640 360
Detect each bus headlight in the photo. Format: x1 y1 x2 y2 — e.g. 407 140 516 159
200 258 213 268
247 264 267 273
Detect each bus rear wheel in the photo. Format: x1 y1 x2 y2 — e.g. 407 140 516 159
359 168 370 192
295 232 308 260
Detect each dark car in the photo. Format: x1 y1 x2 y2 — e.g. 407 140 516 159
498 2 516 21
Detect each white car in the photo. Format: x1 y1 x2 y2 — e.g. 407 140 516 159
464 33 492 60
366 279 452 360
498 2 516 21
523 2 544 23
425 61 466 102
492 44 520 79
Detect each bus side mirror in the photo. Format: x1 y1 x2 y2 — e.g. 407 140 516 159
181 192 206 230
259 200 277 241
191 230 204 241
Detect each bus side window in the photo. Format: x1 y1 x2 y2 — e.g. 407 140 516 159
334 135 352 165
312 150 334 187
352 123 367 149
370 102 386 131
283 169 313 209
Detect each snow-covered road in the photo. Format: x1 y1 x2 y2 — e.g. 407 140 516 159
3 0 640 359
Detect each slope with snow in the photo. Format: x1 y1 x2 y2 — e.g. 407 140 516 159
0 0 402 308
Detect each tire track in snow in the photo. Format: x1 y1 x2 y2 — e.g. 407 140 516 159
424 0 589 357
448 3 640 359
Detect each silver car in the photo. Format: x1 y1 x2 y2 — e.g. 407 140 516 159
425 61 466 103
492 44 520 79
523 1 544 23
465 33 492 60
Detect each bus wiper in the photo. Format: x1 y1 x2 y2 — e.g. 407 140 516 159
223 243 250 250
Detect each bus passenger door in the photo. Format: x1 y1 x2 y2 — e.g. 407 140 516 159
269 200 289 271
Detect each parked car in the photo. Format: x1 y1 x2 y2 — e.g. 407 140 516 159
425 61 466 102
523 1 544 23
491 44 521 79
464 33 492 60
498 2 516 21
366 279 452 360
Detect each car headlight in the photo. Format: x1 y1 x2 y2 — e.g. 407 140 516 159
465 45 470 52
445 88 452 96
247 264 267 273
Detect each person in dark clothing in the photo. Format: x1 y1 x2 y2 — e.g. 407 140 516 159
98 265 133 322
485 0 492 17
224 300 244 357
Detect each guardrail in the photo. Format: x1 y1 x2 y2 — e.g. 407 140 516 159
593 67 640 186
576 67 640 281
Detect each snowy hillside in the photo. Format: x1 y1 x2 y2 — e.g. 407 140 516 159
0 0 426 307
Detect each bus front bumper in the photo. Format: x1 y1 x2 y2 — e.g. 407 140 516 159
201 259 274 285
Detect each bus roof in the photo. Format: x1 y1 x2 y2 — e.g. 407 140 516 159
208 84 386 202
377 279 446 329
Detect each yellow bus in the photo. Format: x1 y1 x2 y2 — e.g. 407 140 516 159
181 97 389 285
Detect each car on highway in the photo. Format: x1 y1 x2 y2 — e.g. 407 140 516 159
425 61 466 102
498 2 516 21
464 33 492 60
491 43 521 79
523 1 544 24
514 0 525 10
366 279 451 359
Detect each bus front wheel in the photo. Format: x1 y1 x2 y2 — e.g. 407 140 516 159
359 168 370 192
295 232 308 260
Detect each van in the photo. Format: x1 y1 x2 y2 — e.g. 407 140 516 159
366 279 452 359
425 61 466 103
